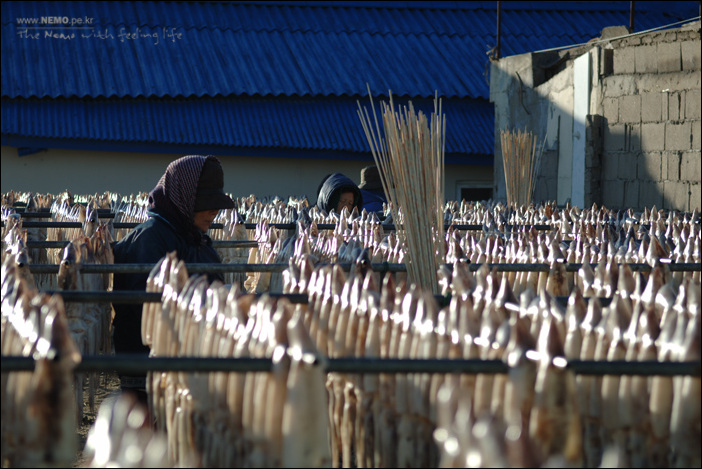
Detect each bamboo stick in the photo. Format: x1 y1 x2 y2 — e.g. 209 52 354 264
500 128 543 207
358 89 446 293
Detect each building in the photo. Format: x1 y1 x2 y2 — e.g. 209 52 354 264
491 18 701 211
2 1 699 205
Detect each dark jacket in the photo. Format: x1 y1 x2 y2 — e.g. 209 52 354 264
316 172 363 214
111 210 224 355
360 189 386 213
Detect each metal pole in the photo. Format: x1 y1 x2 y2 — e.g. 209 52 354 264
6 219 688 232
42 290 309 304
25 240 260 249
11 210 116 219
4 220 554 232
496 1 501 59
630 1 635 33
26 262 702 275
32 290 616 309
2 355 699 377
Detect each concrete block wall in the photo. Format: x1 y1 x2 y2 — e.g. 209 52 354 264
601 23 701 212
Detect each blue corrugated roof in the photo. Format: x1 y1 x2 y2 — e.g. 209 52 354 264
1 1 699 160
3 1 697 100
1 95 495 158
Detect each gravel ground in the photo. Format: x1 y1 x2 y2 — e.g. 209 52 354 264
73 370 122 468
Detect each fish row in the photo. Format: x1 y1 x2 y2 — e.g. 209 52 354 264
5 192 699 236
1 258 81 468
55 224 116 425
3 219 113 427
141 252 331 467
210 210 250 287
132 247 700 468
286 254 700 468
225 201 699 298
5 193 700 283
430 261 701 468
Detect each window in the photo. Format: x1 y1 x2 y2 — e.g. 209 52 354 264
456 182 493 202
460 187 493 202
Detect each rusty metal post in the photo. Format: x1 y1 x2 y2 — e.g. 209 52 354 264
630 1 636 32
496 1 502 59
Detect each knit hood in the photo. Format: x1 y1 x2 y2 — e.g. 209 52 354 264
149 155 223 244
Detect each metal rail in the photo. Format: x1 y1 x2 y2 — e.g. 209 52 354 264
25 240 259 249
1 355 699 376
3 220 553 231
7 207 699 229
47 290 309 304
26 262 702 275
9 209 116 218
33 290 616 309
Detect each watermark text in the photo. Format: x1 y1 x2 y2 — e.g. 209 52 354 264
15 19 183 45
16 16 95 27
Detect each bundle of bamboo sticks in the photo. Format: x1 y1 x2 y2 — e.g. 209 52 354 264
358 90 446 294
500 128 542 207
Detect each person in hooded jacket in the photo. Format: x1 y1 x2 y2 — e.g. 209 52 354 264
316 172 363 214
358 165 387 213
111 154 235 402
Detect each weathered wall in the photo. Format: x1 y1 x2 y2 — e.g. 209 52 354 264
0 146 488 203
491 21 701 212
600 22 701 211
489 46 577 206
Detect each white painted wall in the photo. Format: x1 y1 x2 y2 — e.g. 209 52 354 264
1 146 490 203
572 51 592 208
533 58 575 206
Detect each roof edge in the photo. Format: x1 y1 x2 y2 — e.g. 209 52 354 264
2 134 492 165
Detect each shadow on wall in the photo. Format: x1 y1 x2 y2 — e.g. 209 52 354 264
601 116 700 213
